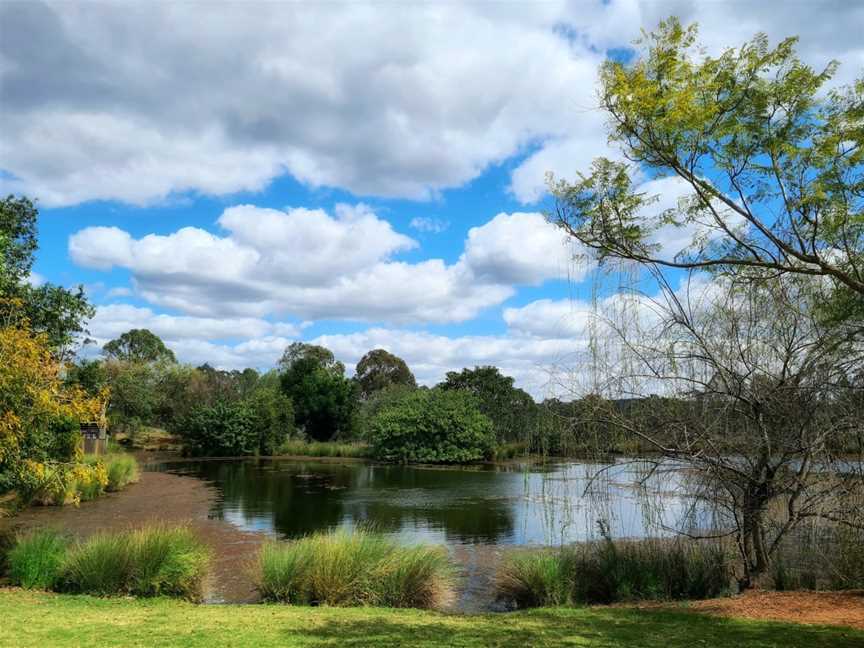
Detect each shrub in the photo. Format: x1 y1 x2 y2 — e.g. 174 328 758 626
0 322 106 497
57 525 210 600
7 529 68 590
369 389 495 463
257 529 454 609
21 460 107 506
180 401 259 456
497 538 734 607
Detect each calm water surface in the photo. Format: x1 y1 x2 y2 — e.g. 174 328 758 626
155 457 704 547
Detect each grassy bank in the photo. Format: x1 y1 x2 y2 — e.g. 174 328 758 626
0 589 860 648
277 440 370 458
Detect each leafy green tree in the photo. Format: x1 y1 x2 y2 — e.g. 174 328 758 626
180 401 259 457
103 329 176 363
369 389 494 463
103 360 161 436
279 344 356 441
1 195 94 356
65 359 109 397
0 195 38 291
550 19 864 321
20 284 93 354
278 342 344 375
354 383 418 441
153 363 208 430
354 348 416 400
244 386 295 454
438 366 536 443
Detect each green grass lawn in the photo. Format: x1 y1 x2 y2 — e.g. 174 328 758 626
1 589 862 647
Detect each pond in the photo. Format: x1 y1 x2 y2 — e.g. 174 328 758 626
153 457 706 547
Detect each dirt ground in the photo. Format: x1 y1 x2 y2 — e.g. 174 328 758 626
2 465 863 629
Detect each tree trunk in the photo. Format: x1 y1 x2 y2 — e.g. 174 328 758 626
739 491 771 590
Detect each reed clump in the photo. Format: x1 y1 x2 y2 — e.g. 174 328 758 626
497 538 734 608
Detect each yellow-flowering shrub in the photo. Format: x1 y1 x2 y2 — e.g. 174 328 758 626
0 319 108 500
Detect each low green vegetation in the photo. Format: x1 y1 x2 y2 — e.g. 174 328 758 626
491 441 529 461
769 527 864 591
277 440 370 458
369 389 495 463
257 529 454 608
497 539 734 608
7 525 210 601
1 589 861 648
6 529 68 590
82 453 139 492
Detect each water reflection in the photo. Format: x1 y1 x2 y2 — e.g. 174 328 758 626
156 458 703 546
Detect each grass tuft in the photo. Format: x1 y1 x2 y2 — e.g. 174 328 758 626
60 532 134 595
7 524 209 600
7 529 68 590
257 528 454 608
128 525 210 599
60 524 210 600
104 454 140 492
82 454 140 493
498 538 734 608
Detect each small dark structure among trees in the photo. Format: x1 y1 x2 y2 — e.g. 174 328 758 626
80 421 107 456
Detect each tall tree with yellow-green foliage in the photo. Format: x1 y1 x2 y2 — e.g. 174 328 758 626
550 19 863 323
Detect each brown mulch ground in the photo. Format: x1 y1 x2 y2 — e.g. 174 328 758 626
688 589 864 630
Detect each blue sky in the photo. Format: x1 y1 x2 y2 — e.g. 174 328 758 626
2 1 860 397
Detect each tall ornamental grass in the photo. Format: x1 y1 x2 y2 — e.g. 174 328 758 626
497 538 734 608
6 525 210 600
257 528 454 609
7 529 68 590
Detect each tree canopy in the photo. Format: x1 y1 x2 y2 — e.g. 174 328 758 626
438 366 536 443
550 19 863 321
0 195 38 291
0 320 106 497
354 348 416 400
369 389 494 463
279 343 355 441
278 342 344 375
0 195 94 355
103 329 176 363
